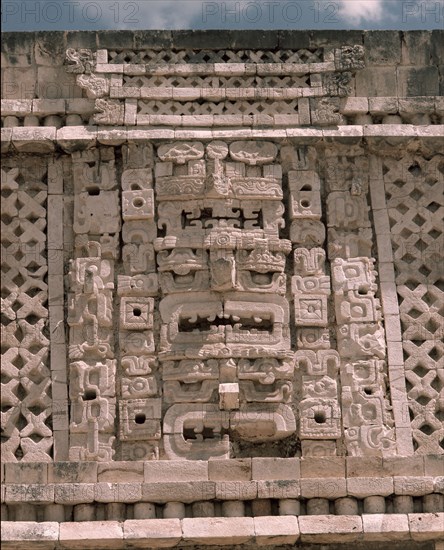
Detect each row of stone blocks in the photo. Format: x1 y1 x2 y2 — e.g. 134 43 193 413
4 479 443 504
2 125 444 155
2 493 443 524
2 456 442 483
2 112 444 129
2 96 443 122
2 514 444 548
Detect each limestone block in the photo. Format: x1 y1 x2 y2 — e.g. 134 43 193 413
3 115 20 127
2 67 37 99
299 515 363 543
1 128 12 153
362 514 410 541
394 476 434 496
356 68 397 96
399 97 435 115
254 516 299 546
300 457 345 478
5 484 54 505
424 456 444 477
4 463 48 484
12 127 56 153
48 462 98 483
1 521 59 549
95 482 142 503
56 126 98 153
192 501 215 517
300 478 347 499
1 99 32 116
335 497 359 515
123 519 182 548
54 484 95 505
424 493 444 512
279 499 300 516
133 503 156 520
209 459 251 481
216 481 258 500
142 481 216 503
306 498 330 515
397 67 439 97
219 383 240 411
119 397 160 440
11 503 37 521
402 31 434 66
347 477 394 498
252 458 300 480
368 97 398 115
340 97 369 115
301 440 337 457
221 501 244 517
38 66 82 99
257 480 300 499
144 461 208 482
44 504 66 523
346 457 384 478
97 127 128 146
408 513 444 541
59 521 124 549
122 189 155 220
97 462 144 482
182 517 255 545
32 99 65 116
364 31 401 65
163 502 185 519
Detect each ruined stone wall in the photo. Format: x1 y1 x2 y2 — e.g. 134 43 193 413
1 30 443 549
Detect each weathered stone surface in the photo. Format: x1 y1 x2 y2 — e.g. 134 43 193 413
362 514 410 541
123 519 182 547
409 513 444 541
182 517 255 545
59 521 123 549
1 521 59 549
299 515 363 543
1 28 443 548
254 516 299 545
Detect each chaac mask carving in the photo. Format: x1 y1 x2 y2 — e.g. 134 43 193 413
64 141 400 462
154 141 296 460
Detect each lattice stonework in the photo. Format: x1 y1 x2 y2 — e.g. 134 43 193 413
107 48 325 65
384 154 444 455
1 159 52 461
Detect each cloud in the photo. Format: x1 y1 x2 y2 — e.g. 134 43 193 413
336 0 385 25
101 0 204 30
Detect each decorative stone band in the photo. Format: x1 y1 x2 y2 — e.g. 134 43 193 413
2 456 442 504
2 513 444 548
2 97 443 129
2 126 443 155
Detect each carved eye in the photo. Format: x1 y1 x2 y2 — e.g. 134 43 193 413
135 413 146 424
133 198 145 208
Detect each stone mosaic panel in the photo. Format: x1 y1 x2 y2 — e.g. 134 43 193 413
1 159 52 461
384 154 444 455
45 139 410 462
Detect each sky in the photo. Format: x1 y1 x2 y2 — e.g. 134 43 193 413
1 0 443 31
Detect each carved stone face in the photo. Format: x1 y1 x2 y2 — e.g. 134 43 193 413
154 141 296 459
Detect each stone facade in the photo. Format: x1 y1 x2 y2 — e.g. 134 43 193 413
1 30 443 548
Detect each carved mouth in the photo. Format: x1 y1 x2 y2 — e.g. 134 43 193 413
183 426 228 441
178 313 273 334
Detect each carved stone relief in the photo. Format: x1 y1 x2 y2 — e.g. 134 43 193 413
1 160 52 462
4 140 437 461
384 154 444 455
